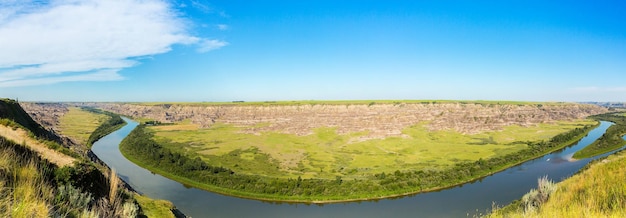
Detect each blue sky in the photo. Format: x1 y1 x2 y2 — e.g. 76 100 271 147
1 0 625 102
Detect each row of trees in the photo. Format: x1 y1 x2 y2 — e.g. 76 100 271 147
574 113 626 158
119 122 596 201
84 107 126 147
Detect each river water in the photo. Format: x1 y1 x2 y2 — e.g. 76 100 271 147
91 118 625 218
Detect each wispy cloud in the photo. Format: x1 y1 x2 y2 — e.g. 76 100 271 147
0 70 124 87
0 0 227 87
197 39 229 53
217 24 229 30
190 0 211 13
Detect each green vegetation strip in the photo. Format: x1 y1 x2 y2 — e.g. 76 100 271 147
573 113 626 159
120 122 597 202
84 107 127 147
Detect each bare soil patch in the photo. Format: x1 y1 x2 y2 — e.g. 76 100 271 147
0 125 75 167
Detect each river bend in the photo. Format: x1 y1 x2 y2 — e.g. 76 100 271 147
91 119 625 217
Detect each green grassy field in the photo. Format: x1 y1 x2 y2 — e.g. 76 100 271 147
58 107 108 144
148 119 595 180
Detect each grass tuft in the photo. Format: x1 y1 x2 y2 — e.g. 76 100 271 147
0 144 53 217
109 169 119 204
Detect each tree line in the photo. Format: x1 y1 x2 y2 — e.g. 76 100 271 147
574 113 626 158
84 107 126 147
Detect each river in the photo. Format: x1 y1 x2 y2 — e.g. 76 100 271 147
91 118 625 217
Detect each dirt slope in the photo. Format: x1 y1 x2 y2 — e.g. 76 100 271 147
0 125 75 167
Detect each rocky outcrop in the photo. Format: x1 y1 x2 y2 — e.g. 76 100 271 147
77 102 608 140
19 102 84 153
19 102 69 133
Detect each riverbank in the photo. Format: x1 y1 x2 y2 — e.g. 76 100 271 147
119 121 600 203
574 113 626 158
0 98 174 217
488 113 626 217
489 145 626 217
89 117 184 217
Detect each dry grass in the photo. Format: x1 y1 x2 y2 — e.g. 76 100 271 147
58 107 108 144
90 168 139 218
109 169 119 204
0 125 75 167
0 121 151 217
0 138 142 218
0 147 53 218
151 119 200 131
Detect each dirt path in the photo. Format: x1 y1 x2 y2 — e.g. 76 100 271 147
0 125 75 167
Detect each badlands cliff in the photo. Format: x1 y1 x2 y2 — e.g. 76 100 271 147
55 102 610 140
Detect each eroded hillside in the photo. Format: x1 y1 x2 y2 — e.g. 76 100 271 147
75 102 607 140
19 102 69 134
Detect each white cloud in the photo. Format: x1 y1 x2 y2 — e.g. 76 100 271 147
0 69 123 87
0 0 226 87
197 39 228 53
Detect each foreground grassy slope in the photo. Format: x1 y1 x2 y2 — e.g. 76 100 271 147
0 138 55 217
0 135 144 217
488 149 626 217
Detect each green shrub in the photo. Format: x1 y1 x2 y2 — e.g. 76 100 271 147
522 176 557 212
54 185 94 217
